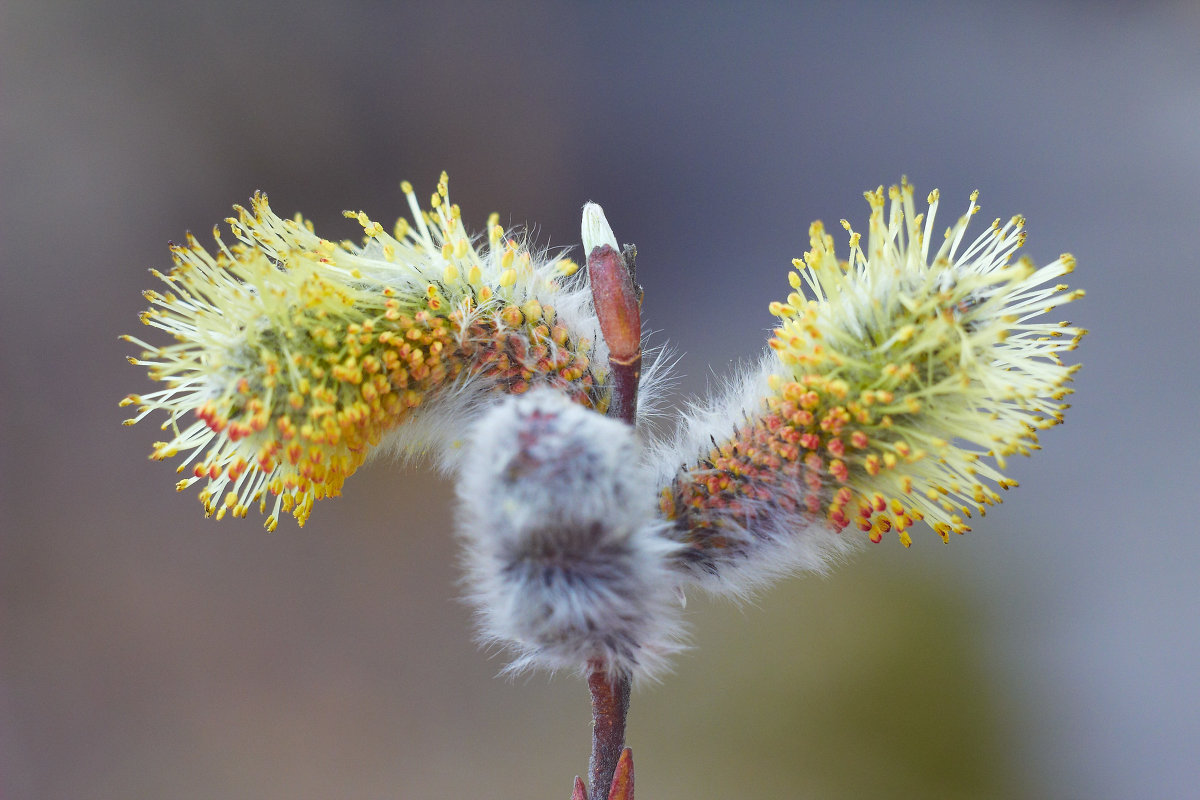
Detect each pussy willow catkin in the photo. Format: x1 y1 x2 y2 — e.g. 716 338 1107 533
456 389 683 680
655 181 1084 593
123 175 607 529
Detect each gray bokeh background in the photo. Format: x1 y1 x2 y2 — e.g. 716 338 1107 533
4 1 1198 798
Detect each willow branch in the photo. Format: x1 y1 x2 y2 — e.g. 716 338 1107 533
580 239 641 800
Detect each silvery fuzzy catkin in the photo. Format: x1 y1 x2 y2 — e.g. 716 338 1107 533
456 389 684 681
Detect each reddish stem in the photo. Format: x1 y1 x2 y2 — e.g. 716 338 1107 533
587 663 631 800
582 242 641 798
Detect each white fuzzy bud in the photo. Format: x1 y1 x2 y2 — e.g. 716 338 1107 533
456 389 684 680
581 202 620 256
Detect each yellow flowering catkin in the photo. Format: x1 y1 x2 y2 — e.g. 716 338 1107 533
122 174 605 530
657 180 1084 588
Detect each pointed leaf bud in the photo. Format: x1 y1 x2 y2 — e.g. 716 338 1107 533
582 203 642 424
587 243 641 365
581 202 620 257
607 748 634 800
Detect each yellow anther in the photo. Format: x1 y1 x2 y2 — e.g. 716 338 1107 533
521 299 543 322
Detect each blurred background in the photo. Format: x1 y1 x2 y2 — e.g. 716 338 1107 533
3 1 1198 798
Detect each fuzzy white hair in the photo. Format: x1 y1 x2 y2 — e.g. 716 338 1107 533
456 388 685 681
648 354 860 598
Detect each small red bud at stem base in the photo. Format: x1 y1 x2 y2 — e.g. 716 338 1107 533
608 748 634 800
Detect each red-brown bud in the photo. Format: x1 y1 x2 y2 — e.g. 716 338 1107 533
587 243 641 365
